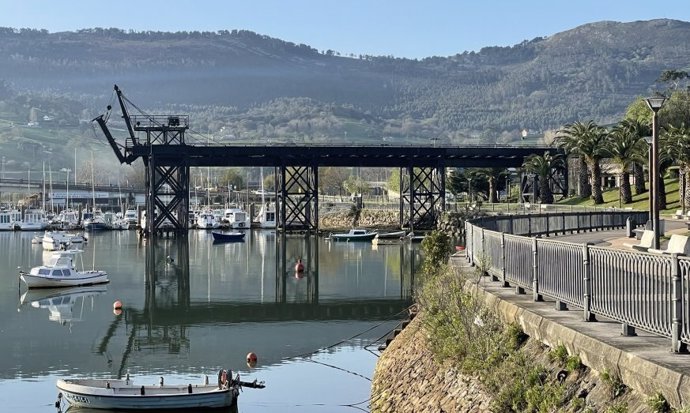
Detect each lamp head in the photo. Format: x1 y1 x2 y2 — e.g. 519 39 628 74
645 95 666 112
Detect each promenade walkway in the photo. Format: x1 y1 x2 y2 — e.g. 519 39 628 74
551 218 687 250
453 217 690 407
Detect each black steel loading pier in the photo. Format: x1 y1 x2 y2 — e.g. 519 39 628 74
93 85 558 237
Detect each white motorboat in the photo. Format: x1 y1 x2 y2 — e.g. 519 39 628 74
196 211 220 229
329 229 377 242
224 207 251 229
18 208 49 231
56 370 264 410
123 209 138 226
55 209 80 230
41 231 87 251
254 202 276 229
19 249 108 288
0 208 22 230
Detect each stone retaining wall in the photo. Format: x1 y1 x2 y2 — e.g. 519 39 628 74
370 316 492 413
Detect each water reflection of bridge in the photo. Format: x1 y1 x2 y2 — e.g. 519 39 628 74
99 234 417 377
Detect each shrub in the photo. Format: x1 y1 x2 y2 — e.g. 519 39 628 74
600 369 626 399
647 392 671 413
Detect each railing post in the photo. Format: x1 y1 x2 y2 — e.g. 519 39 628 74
480 228 485 270
508 215 514 235
467 222 473 265
501 232 508 287
561 212 566 235
671 254 687 353
532 237 542 301
583 243 595 321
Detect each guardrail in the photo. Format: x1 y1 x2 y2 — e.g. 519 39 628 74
465 210 690 353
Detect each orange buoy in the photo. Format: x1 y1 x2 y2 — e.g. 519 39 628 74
246 352 258 364
294 258 304 273
113 300 123 310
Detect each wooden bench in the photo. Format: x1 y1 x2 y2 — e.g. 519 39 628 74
623 230 655 252
648 234 690 256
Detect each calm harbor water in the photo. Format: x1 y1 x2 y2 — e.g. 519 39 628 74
0 230 417 412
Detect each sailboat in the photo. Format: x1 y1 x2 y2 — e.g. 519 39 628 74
254 168 276 229
83 154 110 231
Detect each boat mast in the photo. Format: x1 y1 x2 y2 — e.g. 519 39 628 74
91 151 96 211
49 164 54 213
42 161 46 212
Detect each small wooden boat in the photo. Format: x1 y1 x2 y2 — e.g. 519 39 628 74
211 231 246 242
372 230 406 244
329 229 377 242
375 230 406 239
19 250 108 289
56 370 265 410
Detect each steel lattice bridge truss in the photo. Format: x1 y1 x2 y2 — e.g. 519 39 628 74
93 85 559 237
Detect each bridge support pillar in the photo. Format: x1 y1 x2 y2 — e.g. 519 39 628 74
400 165 445 231
277 164 318 232
144 155 189 238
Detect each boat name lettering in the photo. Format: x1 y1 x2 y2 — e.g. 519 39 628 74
66 394 90 404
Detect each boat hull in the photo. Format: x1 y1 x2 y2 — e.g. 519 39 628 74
375 230 406 239
84 222 109 231
211 232 245 242
330 234 377 241
57 379 237 410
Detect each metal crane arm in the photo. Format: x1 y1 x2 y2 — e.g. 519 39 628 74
114 84 137 145
92 113 130 164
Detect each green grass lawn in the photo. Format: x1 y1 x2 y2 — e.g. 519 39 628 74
557 178 683 217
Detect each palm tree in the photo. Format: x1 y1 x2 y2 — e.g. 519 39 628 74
661 124 690 212
608 122 647 204
522 152 564 204
618 119 650 195
474 168 508 203
556 121 609 204
555 123 591 198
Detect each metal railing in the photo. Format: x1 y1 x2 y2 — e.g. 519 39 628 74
465 210 688 353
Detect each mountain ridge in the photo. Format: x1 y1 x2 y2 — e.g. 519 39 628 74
0 19 688 149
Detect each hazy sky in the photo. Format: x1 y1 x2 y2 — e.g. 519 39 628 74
3 0 690 58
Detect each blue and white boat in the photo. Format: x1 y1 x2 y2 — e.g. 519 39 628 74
83 210 110 231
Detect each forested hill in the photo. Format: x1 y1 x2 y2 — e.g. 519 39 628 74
0 19 689 143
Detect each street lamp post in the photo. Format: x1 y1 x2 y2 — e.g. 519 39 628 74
467 177 472 204
646 95 666 250
61 168 71 210
505 176 510 203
